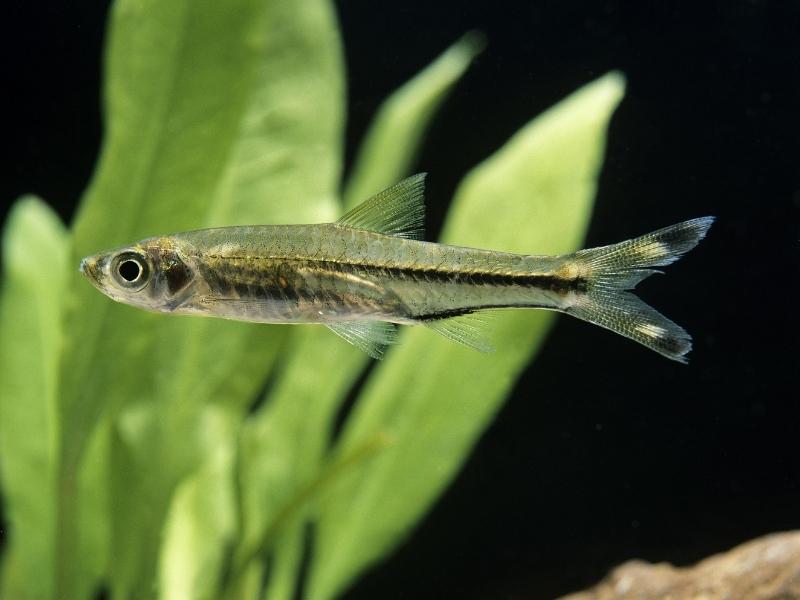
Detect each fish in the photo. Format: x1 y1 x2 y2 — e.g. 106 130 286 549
80 174 714 362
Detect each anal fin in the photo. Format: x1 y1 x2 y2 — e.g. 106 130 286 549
421 312 495 353
325 321 399 360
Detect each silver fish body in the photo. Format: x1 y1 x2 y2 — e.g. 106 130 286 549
80 174 713 361
165 224 568 324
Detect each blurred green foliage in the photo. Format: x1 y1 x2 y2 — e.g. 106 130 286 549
0 0 623 598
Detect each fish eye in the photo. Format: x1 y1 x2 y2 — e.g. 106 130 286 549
118 259 141 282
112 252 150 290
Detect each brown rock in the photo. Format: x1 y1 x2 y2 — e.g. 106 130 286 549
561 531 800 600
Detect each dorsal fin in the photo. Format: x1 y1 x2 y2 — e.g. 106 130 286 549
336 173 426 239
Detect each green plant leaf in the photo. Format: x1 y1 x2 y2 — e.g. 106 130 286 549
0 197 67 600
164 0 347 418
157 406 238 600
62 0 275 442
126 0 344 596
50 0 344 596
343 31 484 208
56 0 276 592
232 328 364 596
74 418 111 600
232 34 482 592
57 0 275 594
308 72 626 600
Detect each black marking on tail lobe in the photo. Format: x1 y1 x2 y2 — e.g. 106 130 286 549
568 217 714 363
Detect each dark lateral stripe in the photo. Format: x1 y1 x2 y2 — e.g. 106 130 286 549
332 261 589 294
200 256 588 294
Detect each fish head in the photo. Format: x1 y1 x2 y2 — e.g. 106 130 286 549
79 236 196 312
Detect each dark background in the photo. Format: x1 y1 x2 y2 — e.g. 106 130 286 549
2 1 799 598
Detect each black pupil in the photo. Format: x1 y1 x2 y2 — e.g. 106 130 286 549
118 259 141 282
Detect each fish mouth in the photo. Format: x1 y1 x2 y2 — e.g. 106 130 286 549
79 256 100 286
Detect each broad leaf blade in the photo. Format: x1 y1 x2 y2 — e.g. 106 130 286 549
57 7 273 583
174 0 348 415
308 72 626 600
144 0 345 596
233 34 482 588
234 328 365 577
60 0 271 476
73 418 111 600
261 526 306 600
157 407 238 600
0 197 67 600
52 0 340 595
163 0 347 419
344 32 484 208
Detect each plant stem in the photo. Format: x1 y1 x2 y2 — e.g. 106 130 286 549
222 430 392 597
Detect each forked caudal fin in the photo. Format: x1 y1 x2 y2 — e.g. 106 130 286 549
565 217 715 363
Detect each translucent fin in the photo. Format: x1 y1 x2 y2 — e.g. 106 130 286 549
574 216 715 273
325 321 399 360
567 217 714 363
336 173 426 239
421 313 495 353
569 291 694 363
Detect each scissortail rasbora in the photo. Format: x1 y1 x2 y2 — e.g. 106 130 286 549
80 174 713 362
